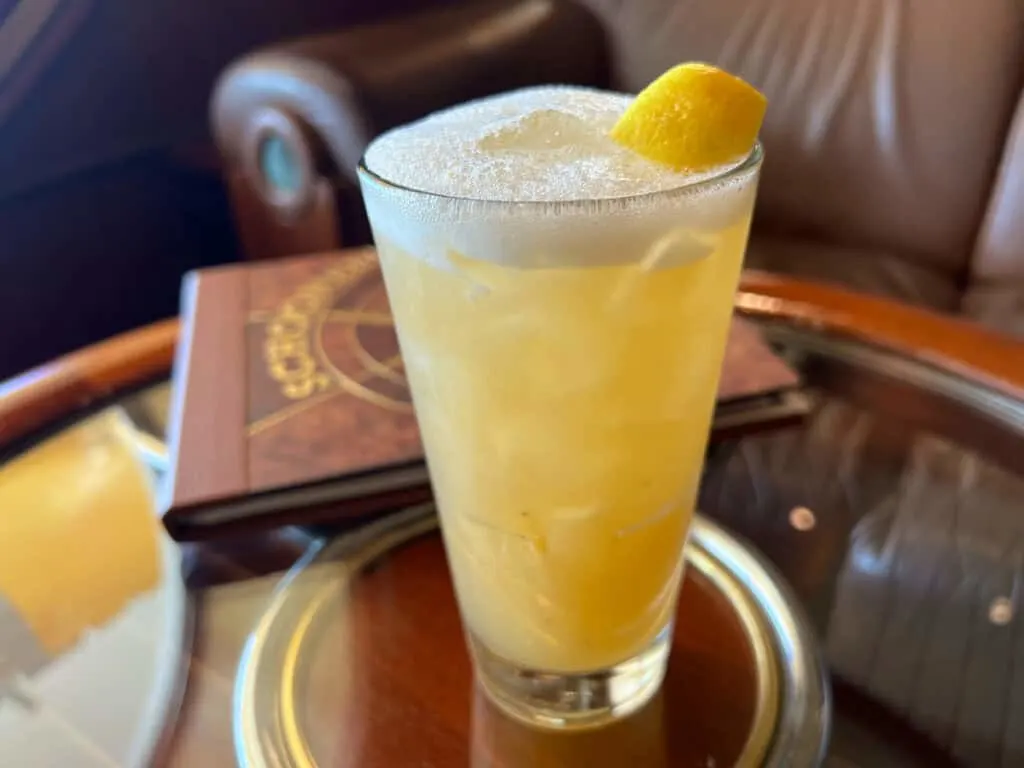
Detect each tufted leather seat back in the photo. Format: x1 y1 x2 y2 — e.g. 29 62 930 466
581 0 1024 283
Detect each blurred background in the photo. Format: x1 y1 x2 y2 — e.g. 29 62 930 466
0 0 1021 377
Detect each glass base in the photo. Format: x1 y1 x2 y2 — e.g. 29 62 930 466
469 627 671 731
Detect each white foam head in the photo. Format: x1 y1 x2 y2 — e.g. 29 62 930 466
360 86 760 268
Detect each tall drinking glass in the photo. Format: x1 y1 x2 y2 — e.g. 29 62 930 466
358 94 762 729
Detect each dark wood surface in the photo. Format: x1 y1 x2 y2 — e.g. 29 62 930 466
3 265 1024 766
286 530 763 767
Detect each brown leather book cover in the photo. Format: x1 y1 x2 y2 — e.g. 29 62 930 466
162 248 804 540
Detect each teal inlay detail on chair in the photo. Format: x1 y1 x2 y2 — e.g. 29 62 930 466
259 134 301 194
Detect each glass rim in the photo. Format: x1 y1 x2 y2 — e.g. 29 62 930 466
356 141 763 209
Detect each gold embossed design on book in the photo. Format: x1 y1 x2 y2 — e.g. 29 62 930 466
164 249 425 535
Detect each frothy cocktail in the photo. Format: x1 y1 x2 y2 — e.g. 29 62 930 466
359 75 763 729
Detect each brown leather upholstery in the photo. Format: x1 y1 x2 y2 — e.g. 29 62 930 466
961 281 1024 337
746 237 963 311
211 0 608 259
963 92 1024 336
973 92 1024 282
211 0 1024 332
214 0 607 181
582 0 1024 274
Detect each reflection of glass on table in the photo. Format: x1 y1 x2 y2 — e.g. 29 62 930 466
0 406 186 768
231 505 827 768
470 684 669 768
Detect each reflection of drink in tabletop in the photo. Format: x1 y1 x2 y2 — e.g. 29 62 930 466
0 410 161 703
471 683 669 768
0 596 49 705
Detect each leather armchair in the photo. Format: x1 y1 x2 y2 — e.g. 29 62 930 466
212 0 608 260
212 0 1024 337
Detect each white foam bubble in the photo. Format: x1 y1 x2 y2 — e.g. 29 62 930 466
359 86 759 269
364 87 705 202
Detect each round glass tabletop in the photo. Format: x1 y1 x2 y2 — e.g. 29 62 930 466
226 308 1024 767
232 505 829 768
703 315 1024 767
2 275 1022 767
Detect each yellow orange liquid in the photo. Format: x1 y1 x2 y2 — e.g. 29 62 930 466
375 209 752 673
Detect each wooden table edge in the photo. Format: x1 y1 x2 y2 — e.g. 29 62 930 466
2 272 1021 450
737 270 1024 400
0 317 178 448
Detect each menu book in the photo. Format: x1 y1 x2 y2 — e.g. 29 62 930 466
161 248 805 541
